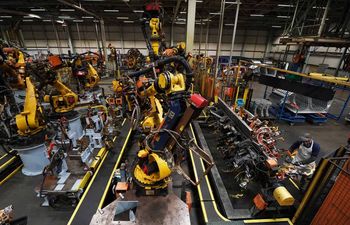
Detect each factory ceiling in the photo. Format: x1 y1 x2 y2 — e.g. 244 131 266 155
0 0 349 37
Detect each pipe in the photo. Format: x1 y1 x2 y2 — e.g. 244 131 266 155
317 0 331 37
100 19 107 61
129 56 193 90
228 0 240 67
214 0 226 77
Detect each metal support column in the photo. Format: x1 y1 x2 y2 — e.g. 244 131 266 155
199 19 203 55
66 24 75 53
228 0 240 66
318 0 331 37
335 47 348 76
204 20 210 57
186 0 196 53
18 29 26 48
288 0 299 34
214 0 226 75
94 22 101 52
52 21 62 55
120 26 125 54
100 19 107 61
170 22 174 46
302 46 311 73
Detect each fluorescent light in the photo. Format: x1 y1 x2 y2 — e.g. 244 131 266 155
202 18 211 22
104 9 119 12
225 1 242 4
225 24 235 26
250 14 264 17
175 22 186 25
277 15 290 18
180 11 186 14
278 4 294 7
313 6 326 9
23 19 33 22
23 16 32 18
117 16 129 19
124 21 134 23
42 19 51 22
28 14 41 19
30 8 46 12
196 0 203 2
177 18 186 21
209 12 221 15
60 9 75 12
73 19 84 22
0 16 12 18
59 16 71 19
82 16 94 19
133 10 144 13
56 20 64 24
272 25 281 28
0 20 3 22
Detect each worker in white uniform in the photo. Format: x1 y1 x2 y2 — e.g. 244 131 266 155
287 133 320 166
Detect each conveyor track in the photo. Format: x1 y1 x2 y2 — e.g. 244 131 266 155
67 120 132 225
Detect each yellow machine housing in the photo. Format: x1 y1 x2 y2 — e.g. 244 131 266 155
149 18 161 56
44 80 78 113
86 63 100 89
134 151 172 188
158 72 186 95
273 186 295 206
16 77 46 136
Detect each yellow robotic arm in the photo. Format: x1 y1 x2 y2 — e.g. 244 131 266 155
16 77 46 136
86 63 100 89
43 79 78 113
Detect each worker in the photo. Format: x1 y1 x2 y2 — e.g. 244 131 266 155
287 133 320 166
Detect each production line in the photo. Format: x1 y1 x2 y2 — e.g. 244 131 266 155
1 0 350 225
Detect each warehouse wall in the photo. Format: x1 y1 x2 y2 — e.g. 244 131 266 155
268 35 348 75
13 23 269 59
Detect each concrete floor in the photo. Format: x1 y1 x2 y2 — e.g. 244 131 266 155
0 81 349 225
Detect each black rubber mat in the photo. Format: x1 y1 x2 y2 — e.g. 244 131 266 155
68 121 131 225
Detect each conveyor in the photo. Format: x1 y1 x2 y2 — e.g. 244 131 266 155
67 120 132 225
188 123 294 225
0 149 23 185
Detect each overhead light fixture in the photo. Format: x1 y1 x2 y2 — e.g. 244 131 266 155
272 25 281 28
28 14 41 19
60 8 75 12
278 4 294 7
59 16 71 19
225 23 235 26
313 6 326 9
202 18 211 22
117 16 129 19
209 12 221 15
0 16 12 18
23 19 33 22
42 19 51 22
30 8 46 12
250 14 264 17
196 0 203 3
93 20 99 22
124 21 134 23
177 18 186 21
73 19 84 22
180 11 186 14
175 22 186 25
133 10 144 13
82 16 94 19
225 1 242 4
277 15 290 18
56 20 64 24
0 20 3 22
104 9 119 12
23 16 32 18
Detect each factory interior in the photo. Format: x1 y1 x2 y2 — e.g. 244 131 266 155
0 0 350 224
